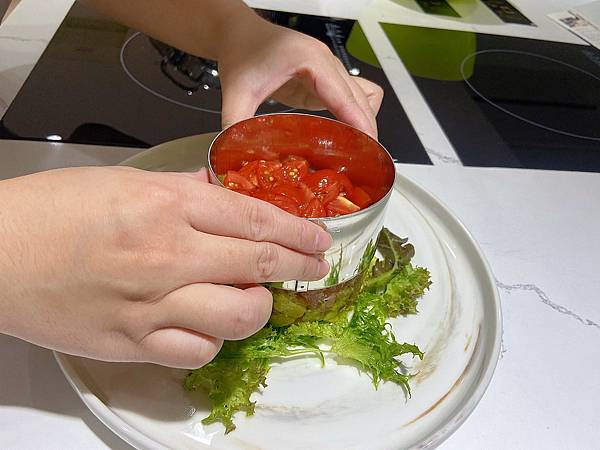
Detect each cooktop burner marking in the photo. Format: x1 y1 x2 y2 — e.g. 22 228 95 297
120 32 221 113
461 49 600 142
120 32 293 115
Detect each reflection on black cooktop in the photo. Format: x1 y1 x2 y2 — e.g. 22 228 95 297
0 3 430 165
382 23 600 172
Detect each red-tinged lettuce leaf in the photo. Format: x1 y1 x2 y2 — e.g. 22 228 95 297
184 228 430 433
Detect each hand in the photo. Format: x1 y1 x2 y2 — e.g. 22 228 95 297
0 167 331 368
217 14 383 138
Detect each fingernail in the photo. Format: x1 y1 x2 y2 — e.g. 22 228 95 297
318 258 330 277
315 230 332 252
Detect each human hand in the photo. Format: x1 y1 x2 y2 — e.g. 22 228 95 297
216 14 383 138
0 167 331 368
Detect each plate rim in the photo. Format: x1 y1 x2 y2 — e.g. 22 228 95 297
54 168 502 450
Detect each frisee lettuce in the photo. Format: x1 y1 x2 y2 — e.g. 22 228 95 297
184 228 431 433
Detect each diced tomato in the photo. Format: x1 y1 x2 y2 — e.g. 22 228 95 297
270 181 314 209
326 196 361 217
224 170 255 191
302 198 326 218
297 181 317 204
303 169 354 196
238 160 260 187
346 186 372 209
220 154 367 218
280 156 309 183
257 160 283 189
355 184 382 202
252 189 300 216
310 180 340 205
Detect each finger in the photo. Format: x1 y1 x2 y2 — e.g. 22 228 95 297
300 57 374 138
333 59 378 139
353 77 384 115
180 181 332 254
271 78 326 111
138 327 223 369
348 78 378 139
181 230 329 284
180 168 209 183
220 79 261 130
159 284 272 340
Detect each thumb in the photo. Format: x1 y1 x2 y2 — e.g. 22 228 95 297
220 80 261 130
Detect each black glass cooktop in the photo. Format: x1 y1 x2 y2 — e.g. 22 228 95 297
382 23 600 172
0 2 431 165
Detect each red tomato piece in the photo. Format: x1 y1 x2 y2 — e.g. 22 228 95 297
257 160 283 189
238 160 260 187
297 181 317 203
304 169 354 197
309 179 341 205
326 196 361 217
280 156 309 183
346 186 372 209
270 182 312 209
223 170 255 191
302 198 326 218
252 189 300 216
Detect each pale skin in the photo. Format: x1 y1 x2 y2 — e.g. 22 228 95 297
0 0 383 369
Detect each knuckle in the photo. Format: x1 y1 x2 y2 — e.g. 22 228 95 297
253 242 279 281
135 240 177 273
113 304 151 343
311 39 331 54
229 301 268 340
297 221 316 251
301 255 320 280
245 201 274 241
112 182 185 274
342 91 359 109
144 180 183 211
114 227 177 274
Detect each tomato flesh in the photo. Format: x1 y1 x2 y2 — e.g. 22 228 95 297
346 186 372 209
224 170 255 191
238 160 260 187
326 196 361 217
220 154 371 217
256 160 282 189
280 156 310 183
303 198 326 218
304 169 353 195
252 189 300 216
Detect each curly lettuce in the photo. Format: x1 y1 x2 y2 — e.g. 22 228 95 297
184 228 431 433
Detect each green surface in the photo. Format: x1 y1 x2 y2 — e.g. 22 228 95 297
381 23 476 81
346 22 382 68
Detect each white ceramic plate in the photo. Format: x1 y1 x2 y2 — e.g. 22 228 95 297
55 135 501 450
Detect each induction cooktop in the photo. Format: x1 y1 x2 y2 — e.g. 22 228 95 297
0 2 431 165
381 23 600 172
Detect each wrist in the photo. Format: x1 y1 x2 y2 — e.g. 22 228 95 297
209 6 271 61
0 183 20 335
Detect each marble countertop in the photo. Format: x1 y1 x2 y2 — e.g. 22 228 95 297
1 1 599 449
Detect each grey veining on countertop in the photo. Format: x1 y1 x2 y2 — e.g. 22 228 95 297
496 279 600 330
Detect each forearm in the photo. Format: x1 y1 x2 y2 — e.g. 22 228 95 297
81 0 260 60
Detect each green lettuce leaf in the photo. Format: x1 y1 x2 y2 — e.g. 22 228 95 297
184 229 431 433
364 227 416 293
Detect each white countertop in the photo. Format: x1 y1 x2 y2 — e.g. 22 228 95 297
1 1 599 449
